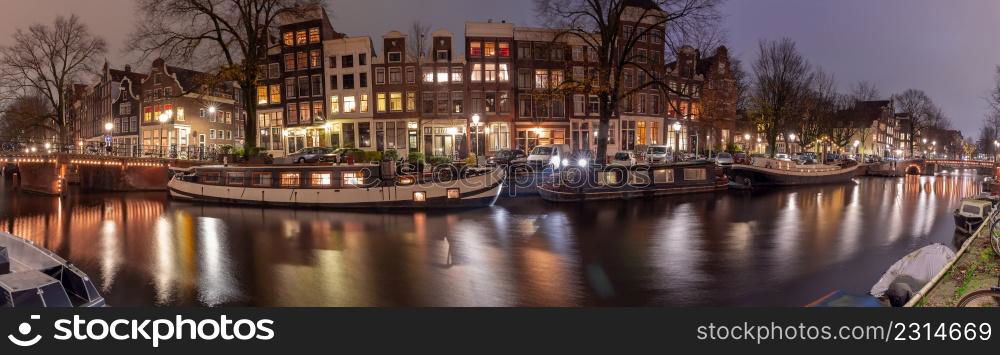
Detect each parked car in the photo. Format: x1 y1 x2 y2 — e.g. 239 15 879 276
527 144 571 170
487 149 527 166
715 152 734 165
285 147 334 163
775 153 791 161
733 152 750 165
322 148 365 163
645 145 673 164
611 151 637 167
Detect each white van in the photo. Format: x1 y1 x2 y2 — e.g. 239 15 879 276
645 145 673 164
527 144 571 170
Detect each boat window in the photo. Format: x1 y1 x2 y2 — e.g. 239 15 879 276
447 188 460 199
311 172 333 187
629 170 650 185
343 171 363 185
648 146 667 154
599 171 619 185
413 191 427 202
252 172 272 187
201 172 221 184
653 169 674 183
10 289 44 307
962 205 981 215
398 176 415 185
39 282 72 307
280 172 301 187
227 172 247 186
683 168 707 181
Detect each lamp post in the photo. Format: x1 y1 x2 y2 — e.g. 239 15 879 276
672 121 682 154
743 133 751 153
104 122 114 155
159 110 172 158
788 133 796 155
471 113 481 166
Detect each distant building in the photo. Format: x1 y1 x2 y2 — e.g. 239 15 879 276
73 62 146 150
138 58 243 158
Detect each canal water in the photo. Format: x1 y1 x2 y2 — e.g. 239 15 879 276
0 173 984 306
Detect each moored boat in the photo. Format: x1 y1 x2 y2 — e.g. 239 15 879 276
167 163 505 209
728 158 859 188
536 160 728 202
953 198 993 234
0 232 105 307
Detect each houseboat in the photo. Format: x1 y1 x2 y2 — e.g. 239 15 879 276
728 158 860 188
536 160 729 202
167 163 505 209
0 232 105 307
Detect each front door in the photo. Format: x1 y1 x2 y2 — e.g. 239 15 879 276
177 127 189 159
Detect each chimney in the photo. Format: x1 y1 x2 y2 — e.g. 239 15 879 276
124 64 131 73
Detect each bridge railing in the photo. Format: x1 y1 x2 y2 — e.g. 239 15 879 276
0 142 222 162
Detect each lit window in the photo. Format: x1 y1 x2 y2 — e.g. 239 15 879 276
295 30 307 45
282 32 293 46
311 172 332 187
437 68 448 83
470 42 482 56
308 28 320 43
498 64 510 82
498 42 510 57
330 96 340 114
653 169 674 183
484 42 496 57
343 96 356 113
390 92 403 112
343 171 363 185
280 172 300 187
447 188 460 199
684 168 707 181
257 86 268 105
376 93 387 112
398 176 415 185
360 94 369 113
269 85 281 104
413 191 427 202
423 71 434 83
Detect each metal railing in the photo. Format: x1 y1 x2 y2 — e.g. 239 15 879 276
0 141 222 161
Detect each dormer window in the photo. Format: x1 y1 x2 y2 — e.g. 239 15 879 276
388 52 402 63
436 50 448 62
308 28 320 43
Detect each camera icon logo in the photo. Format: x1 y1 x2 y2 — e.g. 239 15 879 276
8 315 42 347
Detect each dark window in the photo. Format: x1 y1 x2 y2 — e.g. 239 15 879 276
343 74 355 90
329 56 337 68
342 55 354 68
358 122 371 148
330 75 338 90
359 73 368 88
359 53 367 65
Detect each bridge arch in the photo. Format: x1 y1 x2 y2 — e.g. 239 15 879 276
905 164 921 175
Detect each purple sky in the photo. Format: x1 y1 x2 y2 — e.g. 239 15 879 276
2 0 998 136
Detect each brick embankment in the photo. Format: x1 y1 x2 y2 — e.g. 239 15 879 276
917 232 1000 307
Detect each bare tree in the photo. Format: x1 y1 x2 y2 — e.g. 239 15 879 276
798 68 837 154
749 38 812 158
850 81 881 102
664 13 727 63
0 15 107 147
893 88 937 157
535 0 722 163
408 21 432 61
128 0 323 153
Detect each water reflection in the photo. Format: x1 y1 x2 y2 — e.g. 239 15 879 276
0 174 984 306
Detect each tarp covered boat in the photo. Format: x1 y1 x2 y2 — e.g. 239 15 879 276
870 244 955 307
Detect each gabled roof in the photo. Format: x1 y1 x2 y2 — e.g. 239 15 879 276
623 0 661 10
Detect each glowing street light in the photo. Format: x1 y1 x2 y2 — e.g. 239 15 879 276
104 122 114 132
672 122 682 132
207 106 217 114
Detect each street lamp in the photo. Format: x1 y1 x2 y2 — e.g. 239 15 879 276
471 113 481 165
159 110 172 157
672 122 682 153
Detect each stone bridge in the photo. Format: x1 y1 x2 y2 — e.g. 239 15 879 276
2 154 208 195
882 159 1000 176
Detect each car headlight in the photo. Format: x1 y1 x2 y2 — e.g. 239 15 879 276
549 155 560 167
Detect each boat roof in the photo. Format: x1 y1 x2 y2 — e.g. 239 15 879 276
961 199 992 207
0 270 58 292
188 164 379 171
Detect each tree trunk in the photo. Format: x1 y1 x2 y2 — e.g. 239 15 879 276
596 93 611 165
241 79 258 153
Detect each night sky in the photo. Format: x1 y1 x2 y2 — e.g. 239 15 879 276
3 0 999 136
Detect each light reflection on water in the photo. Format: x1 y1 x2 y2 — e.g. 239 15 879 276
0 173 985 306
